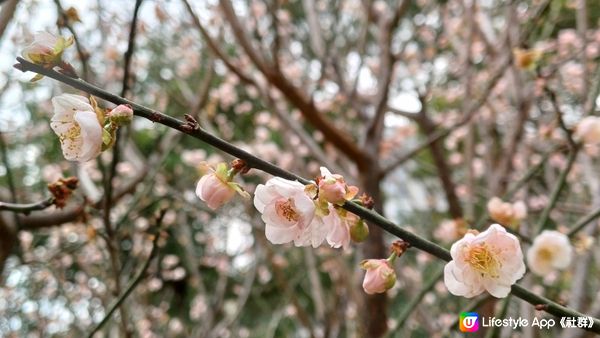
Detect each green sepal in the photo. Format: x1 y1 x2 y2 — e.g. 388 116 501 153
30 73 45 82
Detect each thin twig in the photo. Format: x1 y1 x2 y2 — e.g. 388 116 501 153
534 148 578 235
396 267 444 329
0 197 55 214
87 210 165 338
568 205 600 238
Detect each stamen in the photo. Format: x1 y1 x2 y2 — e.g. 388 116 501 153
276 198 300 223
466 244 501 278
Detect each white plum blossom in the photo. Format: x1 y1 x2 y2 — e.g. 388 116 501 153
22 32 72 65
254 177 327 247
50 94 103 162
527 230 573 276
444 224 526 298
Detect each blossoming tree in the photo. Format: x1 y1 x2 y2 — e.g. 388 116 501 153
1 1 600 337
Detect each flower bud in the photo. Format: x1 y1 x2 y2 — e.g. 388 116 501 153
349 216 369 242
196 163 249 210
317 167 359 205
109 104 134 125
360 259 396 294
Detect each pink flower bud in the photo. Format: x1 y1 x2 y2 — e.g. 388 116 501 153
318 167 359 205
360 259 396 294
196 172 236 210
109 104 133 124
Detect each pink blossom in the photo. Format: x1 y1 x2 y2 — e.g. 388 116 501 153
254 177 326 247
574 116 600 146
444 224 525 298
321 206 351 249
527 231 573 276
486 197 527 227
360 259 396 294
318 167 359 205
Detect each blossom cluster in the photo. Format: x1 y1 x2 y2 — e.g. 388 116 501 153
253 167 363 249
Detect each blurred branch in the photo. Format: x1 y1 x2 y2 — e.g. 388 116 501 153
396 267 444 329
0 0 18 42
14 57 600 333
380 53 511 177
219 0 370 168
365 0 410 143
533 149 578 235
53 0 90 81
0 132 17 203
87 210 165 338
0 197 54 214
302 0 325 59
568 205 600 238
183 0 256 86
414 96 463 219
17 199 86 230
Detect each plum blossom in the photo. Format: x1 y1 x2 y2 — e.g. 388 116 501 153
318 167 359 205
321 206 351 249
444 224 526 298
574 116 600 146
254 177 327 247
527 231 573 276
50 94 103 162
22 32 73 65
487 197 527 227
196 163 249 210
360 259 396 294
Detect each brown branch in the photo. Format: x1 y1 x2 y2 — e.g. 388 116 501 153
0 197 55 214
219 0 370 168
381 53 512 177
183 0 256 86
415 99 463 219
0 0 18 40
365 0 410 143
53 0 90 81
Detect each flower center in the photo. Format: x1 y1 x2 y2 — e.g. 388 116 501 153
276 198 300 223
537 247 554 261
466 244 501 278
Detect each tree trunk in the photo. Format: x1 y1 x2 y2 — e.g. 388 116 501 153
360 161 387 337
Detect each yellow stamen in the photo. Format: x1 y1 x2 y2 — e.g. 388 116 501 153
466 244 501 278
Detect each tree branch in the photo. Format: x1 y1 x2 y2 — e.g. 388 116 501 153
0 197 55 214
14 57 600 333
